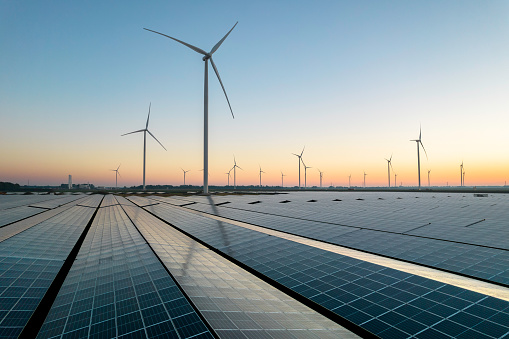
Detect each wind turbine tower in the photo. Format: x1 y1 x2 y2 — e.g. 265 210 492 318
460 162 464 186
145 23 237 195
410 126 428 188
181 168 190 185
225 169 231 186
317 169 323 188
281 171 286 187
385 155 393 187
259 166 265 187
292 147 305 188
111 165 121 189
232 156 242 189
301 159 311 188
348 174 351 188
395 173 397 187
428 170 431 187
363 172 367 187
122 103 166 190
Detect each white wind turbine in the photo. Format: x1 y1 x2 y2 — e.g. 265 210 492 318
385 155 394 187
348 174 351 188
301 159 312 188
145 23 237 195
317 169 324 188
363 172 367 187
460 162 464 186
259 166 265 187
122 103 166 190
410 126 428 188
232 156 242 189
292 146 305 188
225 169 232 186
111 164 121 189
428 169 431 187
181 168 190 186
281 171 286 187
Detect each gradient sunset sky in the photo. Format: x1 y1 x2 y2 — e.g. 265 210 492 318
1 1 508 187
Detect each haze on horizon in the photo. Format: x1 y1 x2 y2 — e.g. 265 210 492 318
1 1 508 188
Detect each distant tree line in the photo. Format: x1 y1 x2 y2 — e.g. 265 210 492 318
0 182 21 191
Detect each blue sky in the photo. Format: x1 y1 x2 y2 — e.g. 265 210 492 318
1 1 508 187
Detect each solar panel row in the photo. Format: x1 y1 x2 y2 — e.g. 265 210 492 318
138 200 509 339
153 195 509 286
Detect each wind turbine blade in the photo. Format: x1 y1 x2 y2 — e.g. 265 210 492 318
147 130 167 151
419 125 422 140
237 166 243 171
210 22 238 55
300 146 305 157
209 57 234 118
117 164 121 171
146 103 151 129
121 129 145 136
117 171 121 178
420 141 428 159
143 28 207 55
292 153 299 157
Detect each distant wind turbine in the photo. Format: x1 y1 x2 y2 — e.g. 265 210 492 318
317 169 324 188
428 169 431 187
292 146 305 188
363 172 367 187
348 174 351 188
111 164 121 189
281 171 286 187
232 156 242 189
463 170 466 186
144 23 237 195
385 155 394 187
259 166 265 187
460 161 464 186
301 159 311 188
122 103 166 190
395 173 397 187
410 126 428 188
181 168 190 185
225 169 232 186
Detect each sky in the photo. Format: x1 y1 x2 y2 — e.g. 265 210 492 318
1 1 508 188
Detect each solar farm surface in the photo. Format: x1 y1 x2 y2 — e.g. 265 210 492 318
0 191 508 338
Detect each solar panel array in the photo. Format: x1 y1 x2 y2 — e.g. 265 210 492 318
137 198 509 338
37 201 212 339
153 192 509 286
1 192 508 338
0 205 96 338
122 203 356 338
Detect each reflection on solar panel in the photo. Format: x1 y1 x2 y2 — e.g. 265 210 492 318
122 204 358 338
138 200 509 338
151 193 509 286
0 206 45 227
37 203 212 339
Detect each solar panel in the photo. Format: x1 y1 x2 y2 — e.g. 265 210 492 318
141 201 509 338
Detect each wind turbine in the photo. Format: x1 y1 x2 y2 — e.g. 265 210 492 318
144 23 237 195
460 162 464 186
259 166 265 187
225 169 232 186
281 171 286 187
385 155 394 187
428 169 431 187
348 174 351 188
121 103 166 190
363 172 367 187
301 159 311 188
232 156 242 189
410 126 428 188
111 164 121 189
292 146 305 188
317 169 323 188
181 168 190 186
395 173 397 187
463 170 466 186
